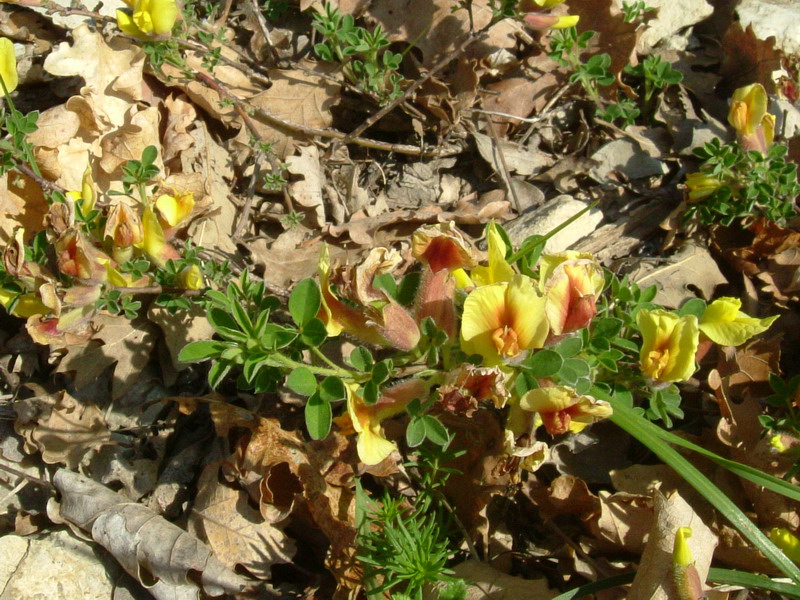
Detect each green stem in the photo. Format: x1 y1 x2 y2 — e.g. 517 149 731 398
268 351 352 379
1 77 43 179
310 345 348 374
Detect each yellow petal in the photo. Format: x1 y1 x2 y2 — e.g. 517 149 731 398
357 424 397 465
0 38 18 94
506 274 548 350
471 222 515 286
80 163 95 214
179 264 204 290
551 15 579 28
155 191 194 227
116 9 144 36
141 207 169 266
673 527 694 567
461 282 506 361
699 297 778 346
150 0 179 34
533 0 566 7
729 84 767 135
769 528 800 564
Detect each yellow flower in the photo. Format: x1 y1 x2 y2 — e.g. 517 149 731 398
155 190 194 228
637 309 699 383
344 380 427 465
672 527 704 600
54 228 108 284
0 38 18 94
769 528 800 564
141 207 180 267
471 222 515 287
178 264 204 290
729 84 768 136
461 274 549 365
116 0 178 37
539 251 604 336
519 385 612 435
699 297 778 347
685 172 722 203
728 83 775 153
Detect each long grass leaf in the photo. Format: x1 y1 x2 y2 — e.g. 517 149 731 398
708 568 800 597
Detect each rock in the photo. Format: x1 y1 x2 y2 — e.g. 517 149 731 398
504 196 603 254
0 530 117 600
738 0 800 57
590 138 667 182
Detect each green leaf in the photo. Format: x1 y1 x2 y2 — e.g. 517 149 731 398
301 317 328 347
422 416 449 446
178 340 227 363
363 381 379 405
678 297 706 318
289 278 322 327
208 360 232 388
287 367 317 396
406 417 426 447
525 349 562 377
141 145 158 166
597 387 800 583
555 336 583 358
349 346 374 371
320 376 345 402
372 359 392 384
708 568 800 598
591 317 623 339
305 392 332 440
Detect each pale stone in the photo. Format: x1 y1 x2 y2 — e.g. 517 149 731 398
504 196 603 254
738 0 800 57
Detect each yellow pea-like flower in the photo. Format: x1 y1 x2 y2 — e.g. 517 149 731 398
117 0 178 37
699 297 777 347
0 38 18 94
637 309 699 383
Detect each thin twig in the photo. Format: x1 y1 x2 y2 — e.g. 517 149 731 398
0 462 51 489
485 117 521 213
14 161 65 194
232 150 264 241
110 285 207 296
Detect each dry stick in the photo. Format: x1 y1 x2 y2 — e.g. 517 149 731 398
110 285 208 296
14 161 65 194
232 151 264 241
332 28 488 151
12 0 117 23
244 0 282 66
0 461 51 489
485 117 521 213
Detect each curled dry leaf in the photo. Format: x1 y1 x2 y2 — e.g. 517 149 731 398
14 389 111 469
49 469 248 600
187 462 295 580
429 560 554 600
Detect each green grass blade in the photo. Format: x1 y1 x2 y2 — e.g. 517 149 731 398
652 425 800 502
708 568 800 597
595 387 800 583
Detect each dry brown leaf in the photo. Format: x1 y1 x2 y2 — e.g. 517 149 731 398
234 63 341 160
480 77 540 135
27 104 81 150
287 145 326 226
14 390 110 469
433 560 553 599
0 171 49 243
43 25 144 131
367 0 519 69
188 462 294 580
49 469 248 600
630 242 727 308
588 491 653 554
628 491 716 600
163 94 198 164
720 23 783 96
55 314 158 399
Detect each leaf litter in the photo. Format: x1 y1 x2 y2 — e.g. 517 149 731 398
0 0 799 598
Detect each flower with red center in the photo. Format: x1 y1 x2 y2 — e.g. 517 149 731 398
519 385 612 435
55 229 108 284
637 309 699 383
539 251 604 336
105 203 144 264
461 274 549 365
412 222 478 274
437 364 510 415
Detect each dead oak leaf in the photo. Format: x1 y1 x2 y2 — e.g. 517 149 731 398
234 64 340 160
14 390 111 469
43 24 144 131
55 314 157 399
188 462 295 580
0 171 49 243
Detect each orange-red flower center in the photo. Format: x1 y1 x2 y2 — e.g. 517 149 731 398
492 325 519 357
